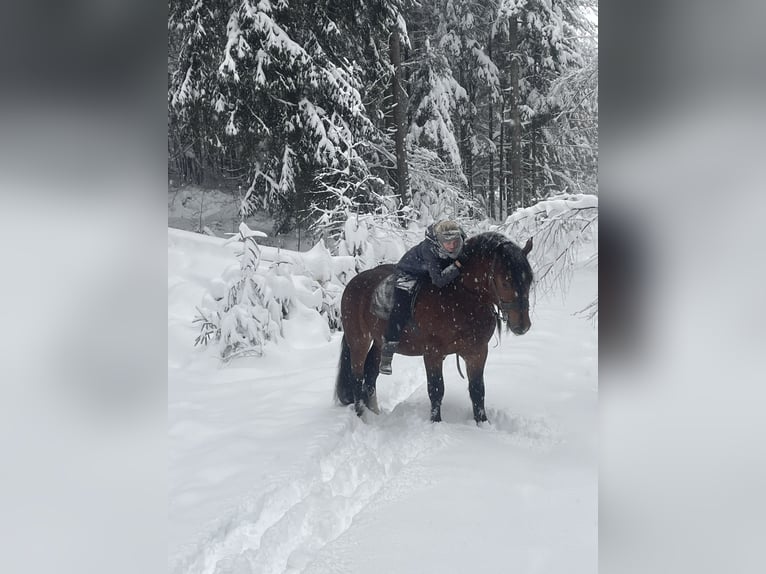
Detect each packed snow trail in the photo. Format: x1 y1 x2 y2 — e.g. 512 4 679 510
173 373 448 574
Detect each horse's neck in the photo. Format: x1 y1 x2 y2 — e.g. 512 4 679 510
458 264 494 304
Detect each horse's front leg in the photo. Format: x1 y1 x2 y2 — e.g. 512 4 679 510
463 347 489 424
423 353 446 422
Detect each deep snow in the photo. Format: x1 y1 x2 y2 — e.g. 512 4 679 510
169 227 597 574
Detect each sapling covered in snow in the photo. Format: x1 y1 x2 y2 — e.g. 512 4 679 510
194 223 280 361
195 223 358 359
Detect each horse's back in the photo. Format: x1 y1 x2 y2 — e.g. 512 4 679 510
343 264 395 299
341 264 395 330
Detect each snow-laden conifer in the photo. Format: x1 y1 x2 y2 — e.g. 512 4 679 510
194 223 279 361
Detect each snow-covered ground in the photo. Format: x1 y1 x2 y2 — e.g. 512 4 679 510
169 227 597 574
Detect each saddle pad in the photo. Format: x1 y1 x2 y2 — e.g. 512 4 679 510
370 274 422 320
371 274 396 319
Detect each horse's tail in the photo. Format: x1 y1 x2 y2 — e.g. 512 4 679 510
334 335 355 405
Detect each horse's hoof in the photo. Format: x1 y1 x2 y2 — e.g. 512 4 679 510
475 412 490 426
430 411 442 423
366 393 381 415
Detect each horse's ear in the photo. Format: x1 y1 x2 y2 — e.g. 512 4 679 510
522 237 533 255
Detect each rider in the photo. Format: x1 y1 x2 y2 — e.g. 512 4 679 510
379 220 467 375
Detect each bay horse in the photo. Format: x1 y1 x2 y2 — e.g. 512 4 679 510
334 232 534 424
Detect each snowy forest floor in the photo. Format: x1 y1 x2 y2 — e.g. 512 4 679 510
168 228 598 574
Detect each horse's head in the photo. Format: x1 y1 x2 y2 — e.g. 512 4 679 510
491 237 534 335
461 233 534 335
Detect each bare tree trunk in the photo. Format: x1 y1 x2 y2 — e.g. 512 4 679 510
488 99 495 220
458 66 475 201
462 124 474 198
389 30 410 208
532 126 544 202
508 17 523 215
499 93 505 221
486 36 495 219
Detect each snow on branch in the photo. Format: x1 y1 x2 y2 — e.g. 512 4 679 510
309 168 410 272
499 194 597 309
408 72 468 173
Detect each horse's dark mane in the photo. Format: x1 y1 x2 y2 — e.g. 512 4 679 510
464 232 534 289
463 232 510 258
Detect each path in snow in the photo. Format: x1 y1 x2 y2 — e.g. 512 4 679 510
172 360 444 574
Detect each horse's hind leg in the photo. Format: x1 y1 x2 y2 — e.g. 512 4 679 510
349 342 373 417
363 344 382 414
423 353 446 422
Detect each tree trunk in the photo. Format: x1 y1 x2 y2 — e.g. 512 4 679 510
532 126 543 201
389 31 410 208
529 130 540 204
463 124 474 198
487 36 494 219
464 72 475 199
499 92 505 220
509 17 523 215
488 99 495 220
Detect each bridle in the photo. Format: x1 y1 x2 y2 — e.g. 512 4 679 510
460 245 529 319
489 251 529 320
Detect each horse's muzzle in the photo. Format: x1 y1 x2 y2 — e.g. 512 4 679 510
508 320 531 335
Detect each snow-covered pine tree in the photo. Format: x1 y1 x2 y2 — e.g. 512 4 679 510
492 0 596 212
405 2 468 181
169 0 232 184
169 0 405 234
434 0 501 201
169 0 597 238
545 18 598 197
194 223 281 361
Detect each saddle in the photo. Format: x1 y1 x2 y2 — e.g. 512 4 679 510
370 274 422 319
